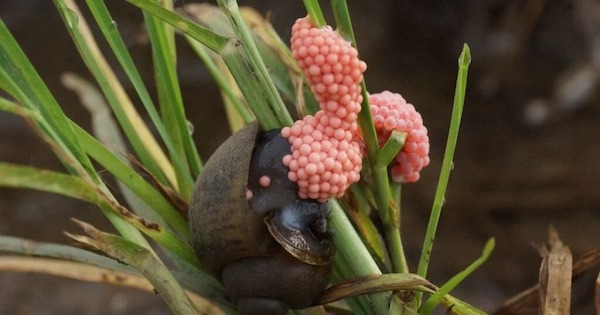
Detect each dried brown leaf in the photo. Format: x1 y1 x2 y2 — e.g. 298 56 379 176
595 272 600 315
538 226 572 315
315 273 435 305
126 153 189 217
493 233 600 315
0 256 150 290
0 255 226 314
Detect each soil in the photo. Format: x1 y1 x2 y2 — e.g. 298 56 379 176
1 0 599 314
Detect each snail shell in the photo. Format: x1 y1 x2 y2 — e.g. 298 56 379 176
189 122 333 315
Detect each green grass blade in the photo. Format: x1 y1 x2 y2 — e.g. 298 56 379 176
2 228 226 305
420 238 495 315
220 49 285 130
0 235 138 274
0 162 110 205
66 221 202 315
1 221 226 310
0 162 199 267
3 0 192 259
416 44 471 285
217 0 293 128
438 295 487 315
62 73 187 234
143 7 199 197
0 96 40 119
0 19 96 179
70 123 189 235
0 96 162 248
125 0 283 130
124 0 229 53
54 0 181 188
83 0 196 191
330 0 356 42
184 4 279 131
182 4 252 131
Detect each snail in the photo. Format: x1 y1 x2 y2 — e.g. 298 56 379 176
188 122 334 315
188 14 373 314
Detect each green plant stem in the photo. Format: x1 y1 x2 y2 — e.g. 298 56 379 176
328 3 409 314
332 254 374 315
390 183 409 275
374 131 408 274
416 44 471 303
387 226 408 275
329 0 408 274
302 0 326 26
330 0 356 42
329 200 390 315
375 130 406 168
371 165 404 275
420 238 494 314
217 0 293 129
220 48 282 130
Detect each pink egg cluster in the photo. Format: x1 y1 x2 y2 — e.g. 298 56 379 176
291 16 367 110
369 91 430 183
281 17 367 201
280 115 363 201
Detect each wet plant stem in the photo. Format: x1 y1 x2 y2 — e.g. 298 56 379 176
416 44 471 305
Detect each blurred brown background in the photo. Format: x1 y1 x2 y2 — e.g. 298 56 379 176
1 0 599 314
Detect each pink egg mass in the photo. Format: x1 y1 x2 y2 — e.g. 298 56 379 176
282 16 366 201
369 91 430 183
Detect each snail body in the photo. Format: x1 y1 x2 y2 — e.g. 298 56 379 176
189 122 333 315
